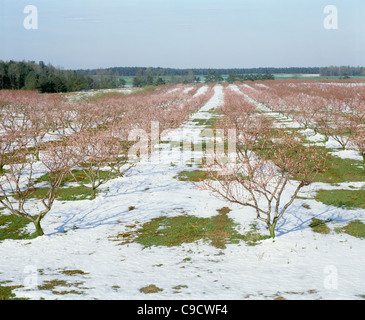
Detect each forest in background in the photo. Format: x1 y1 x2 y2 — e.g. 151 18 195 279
77 66 365 77
76 66 321 77
0 60 124 93
1 60 364 93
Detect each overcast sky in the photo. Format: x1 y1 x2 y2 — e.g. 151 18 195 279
0 0 364 69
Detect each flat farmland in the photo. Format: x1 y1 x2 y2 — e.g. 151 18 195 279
0 80 364 300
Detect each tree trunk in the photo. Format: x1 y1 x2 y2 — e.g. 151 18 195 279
33 216 44 237
90 188 96 200
267 221 277 239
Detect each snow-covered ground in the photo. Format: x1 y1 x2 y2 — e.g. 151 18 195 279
0 85 364 300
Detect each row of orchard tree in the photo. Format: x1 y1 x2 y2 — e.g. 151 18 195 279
0 84 214 237
2 80 363 240
199 80 364 238
200 87 328 238
238 80 365 164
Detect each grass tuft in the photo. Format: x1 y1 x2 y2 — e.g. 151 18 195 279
0 213 37 241
175 170 214 182
115 207 269 248
313 151 365 184
335 220 365 239
139 284 163 294
309 218 331 234
0 283 25 300
315 189 365 210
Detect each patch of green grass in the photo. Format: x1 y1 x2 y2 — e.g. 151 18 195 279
28 185 97 201
175 169 247 183
316 189 365 210
35 269 89 296
252 131 363 184
59 269 89 276
175 170 213 182
38 279 86 296
139 284 163 294
192 117 217 128
35 170 110 186
241 222 271 245
0 184 96 241
38 279 68 291
58 186 98 201
179 141 210 152
0 283 25 300
32 169 114 201
309 218 331 234
0 213 37 241
83 90 127 101
241 231 271 245
117 207 248 249
192 110 220 129
313 152 365 183
335 220 365 239
172 284 188 293
116 207 268 249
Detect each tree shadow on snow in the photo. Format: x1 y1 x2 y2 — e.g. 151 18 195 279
274 200 363 237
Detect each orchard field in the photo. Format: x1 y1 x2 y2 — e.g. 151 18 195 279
0 79 364 300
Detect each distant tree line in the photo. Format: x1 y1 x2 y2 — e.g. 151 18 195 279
319 66 365 77
131 68 200 87
77 66 321 77
132 68 166 87
226 73 275 83
2 60 364 93
77 67 318 88
131 69 275 87
0 60 124 93
204 71 224 83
